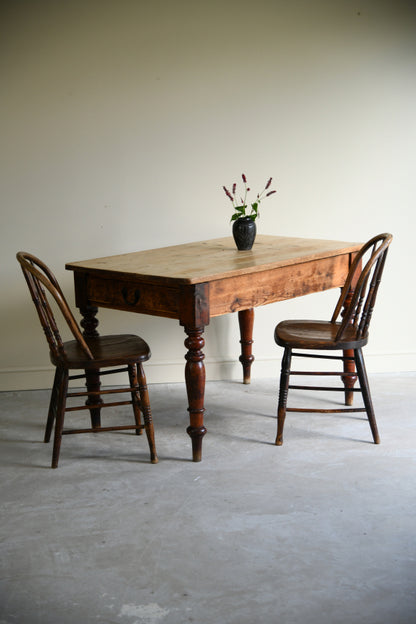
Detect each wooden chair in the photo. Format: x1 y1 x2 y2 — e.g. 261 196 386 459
274 233 392 446
17 252 158 468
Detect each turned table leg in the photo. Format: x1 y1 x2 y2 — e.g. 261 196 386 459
340 280 358 405
238 308 255 384
80 305 103 428
342 349 358 406
184 326 207 462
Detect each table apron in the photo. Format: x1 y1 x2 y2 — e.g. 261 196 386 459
74 272 181 319
73 253 351 322
208 254 351 316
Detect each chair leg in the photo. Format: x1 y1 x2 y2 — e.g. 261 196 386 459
275 347 292 446
51 370 69 468
45 368 62 443
128 364 143 436
354 348 380 444
137 363 158 463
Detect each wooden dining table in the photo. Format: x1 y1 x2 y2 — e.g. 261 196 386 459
66 235 362 461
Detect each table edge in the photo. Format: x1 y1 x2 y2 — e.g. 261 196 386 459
65 236 362 286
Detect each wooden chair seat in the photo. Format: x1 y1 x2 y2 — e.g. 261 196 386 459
274 233 392 447
275 320 368 351
53 334 151 369
17 251 158 468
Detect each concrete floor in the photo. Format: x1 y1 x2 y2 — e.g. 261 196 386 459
0 373 415 624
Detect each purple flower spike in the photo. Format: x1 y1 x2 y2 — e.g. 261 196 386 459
232 183 236 195
266 190 277 197
223 186 234 202
265 177 272 189
242 174 247 183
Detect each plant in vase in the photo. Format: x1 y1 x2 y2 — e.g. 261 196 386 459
223 174 277 250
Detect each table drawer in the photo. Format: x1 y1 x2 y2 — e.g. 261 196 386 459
85 275 180 319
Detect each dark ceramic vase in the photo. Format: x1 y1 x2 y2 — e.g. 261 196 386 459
232 216 257 250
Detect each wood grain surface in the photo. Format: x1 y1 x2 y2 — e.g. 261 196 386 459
66 235 361 285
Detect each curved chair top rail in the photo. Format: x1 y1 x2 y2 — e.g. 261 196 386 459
17 252 93 362
332 233 393 343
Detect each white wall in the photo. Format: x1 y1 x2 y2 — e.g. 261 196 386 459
1 0 415 390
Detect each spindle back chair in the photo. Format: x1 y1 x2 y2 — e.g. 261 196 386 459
17 252 158 467
274 233 392 446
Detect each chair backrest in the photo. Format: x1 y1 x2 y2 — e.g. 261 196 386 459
331 233 392 342
17 252 93 362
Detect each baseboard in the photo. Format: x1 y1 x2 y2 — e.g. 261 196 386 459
1 352 415 391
